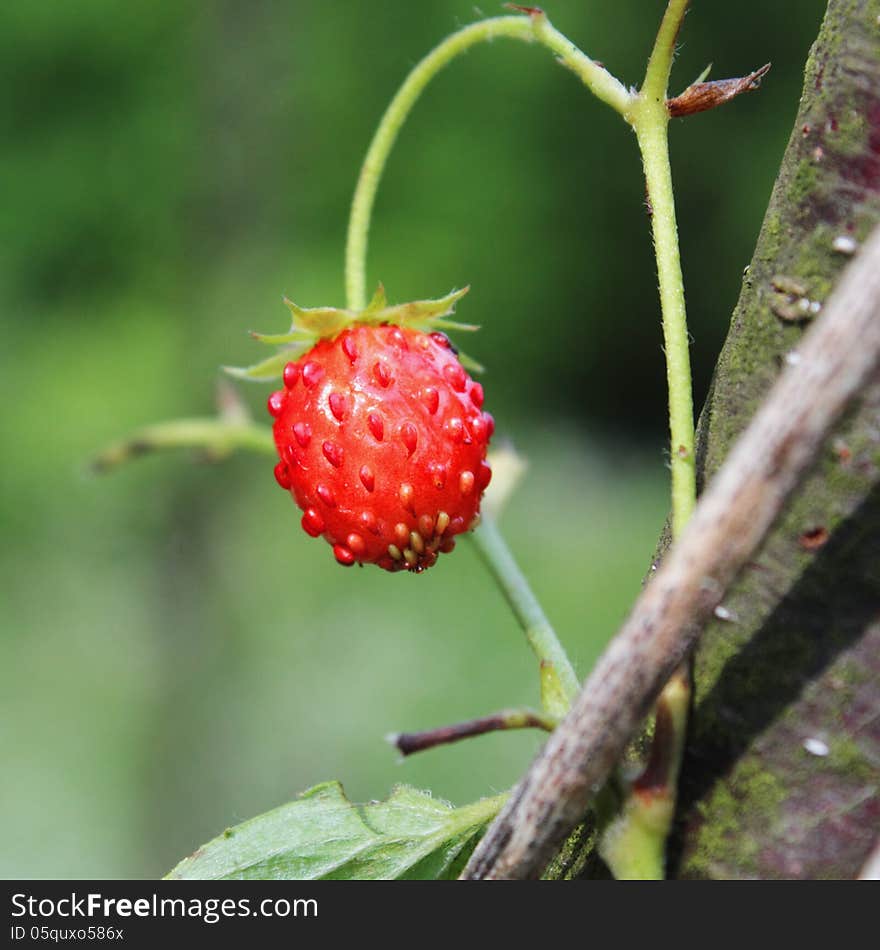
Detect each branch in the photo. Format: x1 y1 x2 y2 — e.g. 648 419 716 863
388 708 555 758
462 223 880 879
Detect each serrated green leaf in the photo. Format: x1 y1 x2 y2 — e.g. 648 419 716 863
372 285 470 328
166 781 505 881
283 298 354 337
428 318 480 333
362 282 388 314
249 328 312 345
456 349 485 374
223 347 307 382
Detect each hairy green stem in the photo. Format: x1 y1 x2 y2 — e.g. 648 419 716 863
602 0 695 881
345 11 630 311
470 517 578 720
634 118 697 536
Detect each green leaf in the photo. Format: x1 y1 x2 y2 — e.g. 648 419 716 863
166 782 506 881
223 347 307 382
370 285 471 329
456 349 485 374
283 298 354 337
362 282 388 314
249 328 312 346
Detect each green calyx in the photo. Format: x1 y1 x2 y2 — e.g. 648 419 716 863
225 284 481 381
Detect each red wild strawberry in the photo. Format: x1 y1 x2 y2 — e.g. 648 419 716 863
248 287 492 572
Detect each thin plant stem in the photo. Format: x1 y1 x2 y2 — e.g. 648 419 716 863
470 516 578 719
642 0 691 105
345 11 630 311
603 0 695 880
635 118 696 536
628 0 696 537
389 707 557 757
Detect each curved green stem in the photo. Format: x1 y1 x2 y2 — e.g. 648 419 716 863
470 516 578 720
345 11 631 310
602 0 695 881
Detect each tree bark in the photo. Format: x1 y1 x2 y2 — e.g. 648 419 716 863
463 0 880 881
673 0 880 879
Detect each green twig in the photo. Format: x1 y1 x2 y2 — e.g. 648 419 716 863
470 517 578 720
602 0 696 880
628 0 697 537
345 10 631 311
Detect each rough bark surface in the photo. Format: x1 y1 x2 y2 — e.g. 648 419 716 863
673 0 880 879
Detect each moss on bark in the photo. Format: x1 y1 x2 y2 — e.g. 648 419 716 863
672 0 880 879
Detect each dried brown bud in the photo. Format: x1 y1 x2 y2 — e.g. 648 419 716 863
667 63 771 118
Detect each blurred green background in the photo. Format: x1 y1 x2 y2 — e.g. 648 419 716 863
1 0 824 878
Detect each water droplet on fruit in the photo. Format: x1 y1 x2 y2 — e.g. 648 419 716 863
387 327 408 350
267 391 285 418
360 510 379 535
430 332 451 349
302 508 324 537
477 461 492 490
359 464 375 492
445 418 464 443
322 440 344 468
273 461 291 489
368 412 384 441
399 482 415 513
316 483 336 508
302 361 324 388
293 421 312 448
459 470 475 494
427 461 447 490
283 362 300 389
346 533 366 555
342 334 359 363
470 415 488 442
443 362 467 393
333 544 355 566
422 387 440 415
470 382 484 408
400 422 418 456
373 361 393 388
328 392 347 421
483 412 495 438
